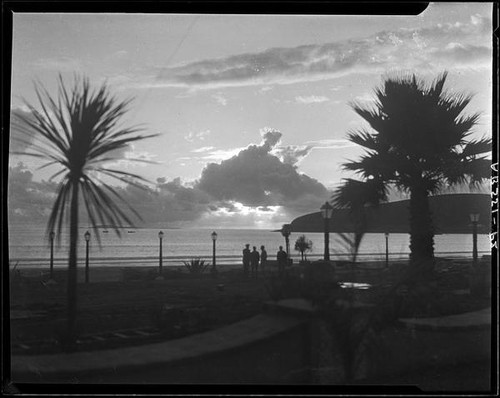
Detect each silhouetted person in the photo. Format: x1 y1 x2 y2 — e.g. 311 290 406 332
277 246 287 275
260 245 267 276
250 246 260 277
242 244 251 276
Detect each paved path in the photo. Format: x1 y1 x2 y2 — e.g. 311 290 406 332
399 307 491 330
12 312 302 379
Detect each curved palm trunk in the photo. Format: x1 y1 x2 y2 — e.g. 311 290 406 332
408 185 434 268
66 180 79 349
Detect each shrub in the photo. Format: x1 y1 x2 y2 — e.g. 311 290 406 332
183 258 210 274
294 235 313 261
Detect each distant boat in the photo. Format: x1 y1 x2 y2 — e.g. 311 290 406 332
103 230 109 233
127 230 136 233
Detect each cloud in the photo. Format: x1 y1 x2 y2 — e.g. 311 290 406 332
432 43 491 65
192 146 216 153
7 163 58 225
99 144 159 171
295 95 330 104
151 14 490 89
192 147 245 162
258 86 274 94
184 129 211 142
196 129 329 215
260 127 282 150
7 129 332 228
9 107 37 152
272 145 313 166
197 202 287 229
352 93 375 103
256 127 312 166
111 50 128 59
33 56 83 72
212 92 228 106
305 138 356 150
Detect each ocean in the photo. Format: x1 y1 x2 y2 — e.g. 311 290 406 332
7 226 491 270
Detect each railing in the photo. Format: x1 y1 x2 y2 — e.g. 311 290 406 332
9 250 491 269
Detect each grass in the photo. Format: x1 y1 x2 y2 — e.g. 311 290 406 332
10 268 268 354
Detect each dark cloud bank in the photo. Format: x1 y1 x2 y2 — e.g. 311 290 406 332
8 129 329 228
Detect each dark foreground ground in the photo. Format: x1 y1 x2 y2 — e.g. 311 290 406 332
10 260 491 353
359 359 491 392
9 259 493 390
10 266 269 354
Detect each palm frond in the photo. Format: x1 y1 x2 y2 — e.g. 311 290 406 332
15 74 153 243
95 179 143 222
462 137 492 157
332 178 387 209
96 168 153 187
46 178 72 246
83 177 137 232
346 130 380 150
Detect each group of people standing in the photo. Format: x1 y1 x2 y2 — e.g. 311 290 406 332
242 244 288 277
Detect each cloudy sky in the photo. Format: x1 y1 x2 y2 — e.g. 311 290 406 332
9 3 493 229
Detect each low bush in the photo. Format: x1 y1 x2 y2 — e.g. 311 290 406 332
183 258 210 274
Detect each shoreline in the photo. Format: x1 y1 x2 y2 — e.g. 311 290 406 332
10 256 483 284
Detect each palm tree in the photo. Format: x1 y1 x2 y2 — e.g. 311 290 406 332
13 75 155 348
331 179 386 264
294 235 313 262
342 72 490 267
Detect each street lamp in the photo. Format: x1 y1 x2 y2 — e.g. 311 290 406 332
49 231 55 282
469 213 480 264
281 224 292 260
384 232 389 268
211 231 218 272
320 201 333 261
84 230 91 283
157 231 164 279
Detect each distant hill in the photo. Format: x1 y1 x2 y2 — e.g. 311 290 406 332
290 193 490 234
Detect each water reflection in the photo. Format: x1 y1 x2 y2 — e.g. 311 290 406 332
339 282 371 290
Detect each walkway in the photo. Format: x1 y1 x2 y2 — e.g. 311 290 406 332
399 307 491 330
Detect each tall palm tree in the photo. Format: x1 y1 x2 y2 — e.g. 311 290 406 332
13 75 155 348
342 72 491 267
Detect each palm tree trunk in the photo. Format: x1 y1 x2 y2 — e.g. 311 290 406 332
66 180 79 349
409 185 434 269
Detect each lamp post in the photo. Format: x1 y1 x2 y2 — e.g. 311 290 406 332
469 213 480 264
49 231 55 280
385 232 389 268
211 231 218 272
84 230 90 283
320 201 333 261
281 224 292 260
157 231 164 279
